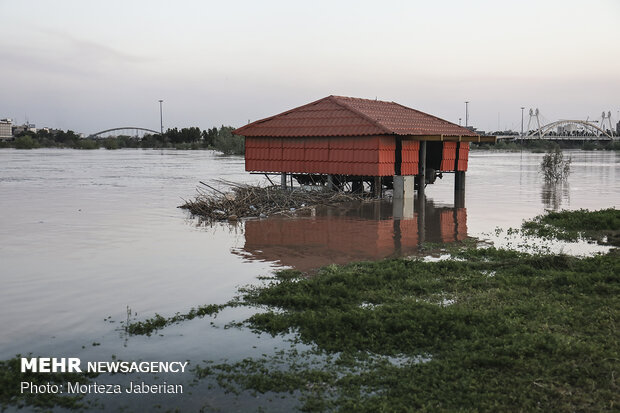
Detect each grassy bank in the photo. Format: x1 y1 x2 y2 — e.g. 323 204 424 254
128 209 619 412
471 139 620 152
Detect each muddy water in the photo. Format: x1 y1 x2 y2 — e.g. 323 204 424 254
0 148 617 411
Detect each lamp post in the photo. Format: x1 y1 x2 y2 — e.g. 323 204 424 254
465 101 469 128
158 100 164 135
520 106 525 148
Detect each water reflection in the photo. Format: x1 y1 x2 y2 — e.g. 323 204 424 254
235 197 467 271
541 183 570 211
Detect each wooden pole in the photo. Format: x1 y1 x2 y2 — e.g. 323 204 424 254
281 172 287 189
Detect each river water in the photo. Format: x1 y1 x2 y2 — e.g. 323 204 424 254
0 148 618 411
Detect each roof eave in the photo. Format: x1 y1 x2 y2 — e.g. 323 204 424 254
402 134 497 143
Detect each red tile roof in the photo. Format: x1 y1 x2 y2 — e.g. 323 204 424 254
233 95 478 138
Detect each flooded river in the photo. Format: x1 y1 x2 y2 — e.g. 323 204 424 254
0 148 618 411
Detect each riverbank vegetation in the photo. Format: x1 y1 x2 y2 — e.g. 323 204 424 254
123 208 619 412
522 208 620 246
0 125 245 155
471 139 620 152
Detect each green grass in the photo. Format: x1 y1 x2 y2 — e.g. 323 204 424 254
522 208 620 246
191 247 618 412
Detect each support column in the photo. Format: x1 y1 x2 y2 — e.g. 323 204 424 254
393 176 414 200
418 140 427 197
454 141 466 192
281 172 287 189
326 174 334 190
373 176 382 198
455 171 466 191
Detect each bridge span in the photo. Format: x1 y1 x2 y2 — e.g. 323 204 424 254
88 127 159 139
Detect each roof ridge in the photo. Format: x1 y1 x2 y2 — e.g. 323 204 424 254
329 96 393 135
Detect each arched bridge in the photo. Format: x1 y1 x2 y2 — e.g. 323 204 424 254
526 120 614 140
88 127 160 138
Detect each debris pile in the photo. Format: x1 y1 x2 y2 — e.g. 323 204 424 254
180 180 368 221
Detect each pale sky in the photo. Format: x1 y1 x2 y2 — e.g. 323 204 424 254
1 0 619 134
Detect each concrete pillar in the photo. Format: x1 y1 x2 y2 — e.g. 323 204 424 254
418 140 427 197
393 175 415 199
281 172 287 189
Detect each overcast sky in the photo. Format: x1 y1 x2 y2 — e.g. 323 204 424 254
1 0 619 134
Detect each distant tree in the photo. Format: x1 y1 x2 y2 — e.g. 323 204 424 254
202 127 218 147
213 126 244 155
183 127 201 143
14 135 38 149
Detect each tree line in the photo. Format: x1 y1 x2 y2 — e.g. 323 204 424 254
1 126 245 155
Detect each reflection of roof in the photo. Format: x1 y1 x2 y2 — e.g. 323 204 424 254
234 95 478 138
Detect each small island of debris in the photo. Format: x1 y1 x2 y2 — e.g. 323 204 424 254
180 180 372 221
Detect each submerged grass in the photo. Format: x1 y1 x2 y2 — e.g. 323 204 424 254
522 208 620 246
210 249 618 412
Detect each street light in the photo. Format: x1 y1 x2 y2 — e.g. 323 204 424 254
158 100 164 135
465 101 469 128
520 107 525 148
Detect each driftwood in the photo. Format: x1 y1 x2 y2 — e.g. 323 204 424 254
180 180 368 221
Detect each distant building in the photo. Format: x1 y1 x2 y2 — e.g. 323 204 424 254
0 118 12 140
12 123 37 136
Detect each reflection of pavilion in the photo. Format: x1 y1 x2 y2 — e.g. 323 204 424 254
234 198 467 271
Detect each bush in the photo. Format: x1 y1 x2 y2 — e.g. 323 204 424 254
14 135 38 149
74 139 100 150
540 147 571 183
213 126 244 155
102 138 119 150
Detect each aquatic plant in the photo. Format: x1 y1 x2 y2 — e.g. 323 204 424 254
540 147 571 183
522 207 620 246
